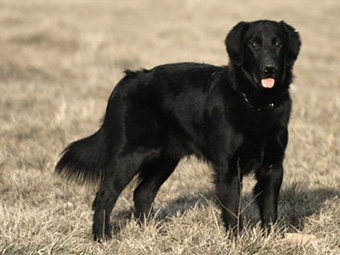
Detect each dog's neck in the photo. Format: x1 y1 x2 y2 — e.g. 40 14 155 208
228 64 291 112
240 91 275 111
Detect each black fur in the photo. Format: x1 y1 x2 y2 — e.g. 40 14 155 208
55 20 301 241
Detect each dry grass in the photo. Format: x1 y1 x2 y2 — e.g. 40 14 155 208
0 0 339 254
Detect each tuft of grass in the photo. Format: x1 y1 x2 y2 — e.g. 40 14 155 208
0 0 339 254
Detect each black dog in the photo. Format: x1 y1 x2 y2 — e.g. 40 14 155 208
56 20 301 241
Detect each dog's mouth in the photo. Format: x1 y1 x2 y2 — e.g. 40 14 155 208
251 73 276 89
261 78 275 89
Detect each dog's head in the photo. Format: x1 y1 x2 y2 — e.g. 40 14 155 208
226 20 301 90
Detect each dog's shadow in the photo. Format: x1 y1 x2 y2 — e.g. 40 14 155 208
110 191 214 235
110 183 339 235
279 183 340 231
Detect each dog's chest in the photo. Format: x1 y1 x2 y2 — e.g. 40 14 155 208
236 136 266 174
231 108 280 136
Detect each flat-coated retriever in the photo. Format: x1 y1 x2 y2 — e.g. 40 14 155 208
56 20 301 241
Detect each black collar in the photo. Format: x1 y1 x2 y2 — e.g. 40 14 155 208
237 67 276 111
241 92 275 112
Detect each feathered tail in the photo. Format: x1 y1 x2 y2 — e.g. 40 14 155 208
55 128 106 184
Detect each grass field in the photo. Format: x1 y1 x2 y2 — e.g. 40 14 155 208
0 0 339 254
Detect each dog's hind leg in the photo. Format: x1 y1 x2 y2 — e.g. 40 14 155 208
92 150 159 241
133 155 179 222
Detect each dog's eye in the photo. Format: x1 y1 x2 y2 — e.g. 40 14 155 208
274 41 282 48
249 41 260 50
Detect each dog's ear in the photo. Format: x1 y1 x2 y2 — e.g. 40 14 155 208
225 21 249 66
280 21 301 66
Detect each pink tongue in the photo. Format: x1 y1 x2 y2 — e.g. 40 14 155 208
261 78 275 89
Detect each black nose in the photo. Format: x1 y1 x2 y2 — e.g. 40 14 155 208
263 66 277 76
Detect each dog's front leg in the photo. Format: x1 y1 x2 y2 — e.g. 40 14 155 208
215 163 243 236
254 163 283 231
